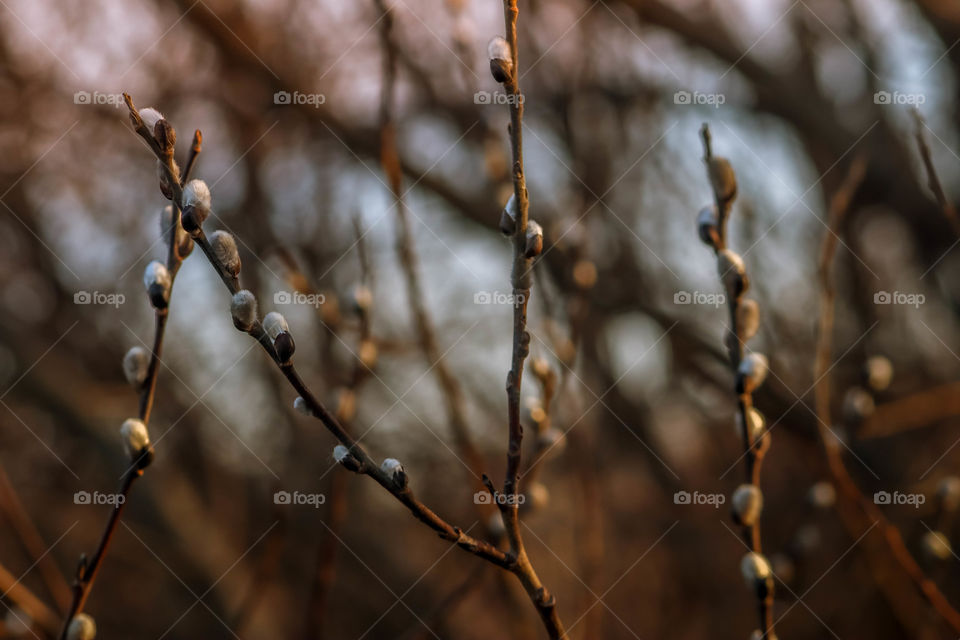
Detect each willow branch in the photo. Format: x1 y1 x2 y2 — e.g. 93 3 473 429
59 109 202 638
911 109 960 237
813 153 960 634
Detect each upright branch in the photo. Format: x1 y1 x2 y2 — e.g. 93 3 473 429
813 155 960 634
59 105 201 640
489 2 566 638
696 124 775 638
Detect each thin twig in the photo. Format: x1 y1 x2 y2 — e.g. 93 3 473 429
699 124 774 635
813 154 960 634
373 0 489 503
911 109 960 237
0 463 71 612
58 113 203 638
493 3 568 638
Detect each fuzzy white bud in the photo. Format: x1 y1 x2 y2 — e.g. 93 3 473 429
122 346 150 388
938 477 960 512
352 284 373 313
739 353 769 392
381 458 407 487
143 260 172 308
183 179 211 212
732 484 763 527
808 481 836 509
922 530 952 561
333 445 349 464
293 396 312 416
740 551 772 587
209 230 241 277
697 205 719 247
181 179 212 233
231 290 258 332
139 108 164 133
842 386 874 422
263 312 289 341
718 249 748 298
737 299 760 342
525 220 544 258
864 355 893 392
499 193 517 235
66 613 97 640
121 418 150 459
488 36 513 82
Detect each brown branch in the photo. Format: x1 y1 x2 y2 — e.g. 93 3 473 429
813 154 960 634
59 108 203 638
493 2 567 638
0 559 60 636
122 97 513 575
373 0 489 504
911 108 960 237
699 124 773 635
0 464 71 613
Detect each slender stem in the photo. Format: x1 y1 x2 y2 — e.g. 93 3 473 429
58 114 203 638
373 0 488 506
700 124 773 636
813 155 960 634
495 3 568 638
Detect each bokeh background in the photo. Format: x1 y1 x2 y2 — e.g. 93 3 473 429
2 0 960 638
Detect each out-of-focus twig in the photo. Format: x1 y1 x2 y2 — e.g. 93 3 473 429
813 154 960 634
0 464 71 612
911 109 960 237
